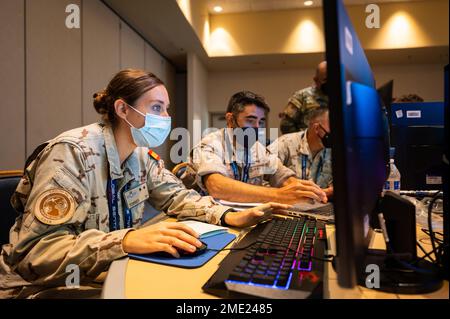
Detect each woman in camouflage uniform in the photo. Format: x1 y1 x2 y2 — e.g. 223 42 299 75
0 69 288 298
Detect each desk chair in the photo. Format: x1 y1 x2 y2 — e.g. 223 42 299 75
171 162 201 192
172 162 189 179
0 171 22 246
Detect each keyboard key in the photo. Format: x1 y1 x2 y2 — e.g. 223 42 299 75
299 261 310 269
252 274 275 285
277 276 289 287
228 272 251 282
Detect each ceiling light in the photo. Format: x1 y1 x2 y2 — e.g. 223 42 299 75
304 1 314 6
213 5 223 13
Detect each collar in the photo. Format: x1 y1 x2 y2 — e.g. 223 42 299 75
298 129 312 158
103 124 124 180
222 128 265 165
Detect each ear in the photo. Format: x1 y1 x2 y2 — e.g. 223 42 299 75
312 122 320 134
114 99 128 121
225 112 235 128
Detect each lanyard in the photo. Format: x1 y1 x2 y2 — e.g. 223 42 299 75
231 147 251 183
231 162 251 183
107 177 132 231
301 155 307 180
301 150 326 183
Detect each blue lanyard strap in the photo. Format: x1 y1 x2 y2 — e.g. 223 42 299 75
301 150 326 183
107 178 120 231
315 149 325 183
107 178 132 231
231 163 250 184
231 147 251 184
301 155 307 180
121 183 133 229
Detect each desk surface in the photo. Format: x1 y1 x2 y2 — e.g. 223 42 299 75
102 218 449 299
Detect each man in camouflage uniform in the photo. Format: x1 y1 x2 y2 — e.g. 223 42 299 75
0 122 233 298
185 91 328 204
280 61 329 134
269 107 333 197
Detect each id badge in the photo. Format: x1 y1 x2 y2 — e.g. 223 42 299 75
123 183 149 208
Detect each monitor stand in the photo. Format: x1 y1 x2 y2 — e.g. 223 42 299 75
359 249 443 294
358 192 444 294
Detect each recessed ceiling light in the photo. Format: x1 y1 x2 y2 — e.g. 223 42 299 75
304 1 314 6
213 5 223 13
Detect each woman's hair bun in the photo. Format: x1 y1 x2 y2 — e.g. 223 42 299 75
93 89 109 114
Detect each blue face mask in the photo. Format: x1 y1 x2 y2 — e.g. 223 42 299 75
125 104 171 148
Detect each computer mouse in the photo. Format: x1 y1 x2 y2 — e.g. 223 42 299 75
151 241 208 258
177 241 208 257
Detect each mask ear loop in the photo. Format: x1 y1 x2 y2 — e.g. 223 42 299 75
318 122 330 136
122 101 145 128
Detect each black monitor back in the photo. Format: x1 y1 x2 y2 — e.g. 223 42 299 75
324 0 387 288
390 101 445 190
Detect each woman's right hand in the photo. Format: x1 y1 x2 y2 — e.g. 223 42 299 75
122 222 203 258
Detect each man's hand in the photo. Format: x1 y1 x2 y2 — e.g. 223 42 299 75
278 178 328 204
224 202 292 228
122 222 203 257
323 185 333 198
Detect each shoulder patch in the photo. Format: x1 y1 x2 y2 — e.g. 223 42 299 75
148 149 160 161
34 189 76 225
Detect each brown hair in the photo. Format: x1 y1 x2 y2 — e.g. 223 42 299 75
226 90 270 116
93 69 164 125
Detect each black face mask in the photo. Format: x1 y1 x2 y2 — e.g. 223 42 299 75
318 124 332 149
320 82 328 95
231 118 260 150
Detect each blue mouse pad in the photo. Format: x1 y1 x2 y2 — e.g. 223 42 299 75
128 232 236 269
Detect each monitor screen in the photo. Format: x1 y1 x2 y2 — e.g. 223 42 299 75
323 0 388 288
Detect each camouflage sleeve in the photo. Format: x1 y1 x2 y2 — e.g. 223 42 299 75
267 136 290 166
267 158 296 188
287 90 305 110
7 142 131 286
260 147 295 188
146 160 231 225
189 143 228 192
280 102 305 134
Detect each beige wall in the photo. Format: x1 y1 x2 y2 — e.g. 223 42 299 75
187 53 210 148
0 0 25 171
208 63 447 129
0 0 176 170
208 0 449 56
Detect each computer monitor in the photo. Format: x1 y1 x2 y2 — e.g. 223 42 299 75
444 65 449 279
323 0 387 289
390 102 445 190
323 0 443 291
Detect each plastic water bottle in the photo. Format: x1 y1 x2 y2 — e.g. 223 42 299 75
384 148 401 194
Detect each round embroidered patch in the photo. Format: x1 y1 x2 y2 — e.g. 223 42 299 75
34 189 75 225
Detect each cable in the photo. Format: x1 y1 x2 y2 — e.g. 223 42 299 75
416 240 436 263
378 212 440 275
427 191 443 264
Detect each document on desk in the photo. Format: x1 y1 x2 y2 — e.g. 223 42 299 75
216 199 262 211
179 220 229 239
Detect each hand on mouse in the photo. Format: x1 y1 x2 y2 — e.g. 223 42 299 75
223 202 292 228
122 222 203 258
